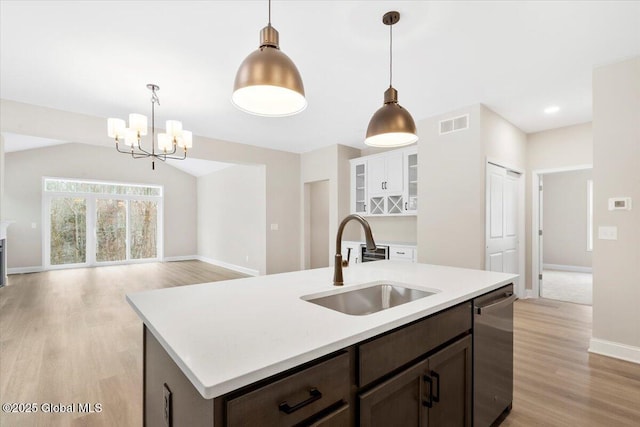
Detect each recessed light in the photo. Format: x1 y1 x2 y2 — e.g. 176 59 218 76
544 105 560 114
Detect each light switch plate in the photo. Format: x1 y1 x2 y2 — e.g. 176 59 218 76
598 226 618 240
270 223 279 231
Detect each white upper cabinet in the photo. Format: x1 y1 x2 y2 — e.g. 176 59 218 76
350 159 368 215
350 147 418 216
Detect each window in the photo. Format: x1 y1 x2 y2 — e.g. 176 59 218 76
44 178 163 268
587 179 593 252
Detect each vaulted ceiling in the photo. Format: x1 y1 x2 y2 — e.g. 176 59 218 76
1 1 639 153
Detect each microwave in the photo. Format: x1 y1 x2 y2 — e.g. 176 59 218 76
361 244 389 262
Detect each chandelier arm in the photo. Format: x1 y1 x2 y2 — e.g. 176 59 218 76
115 141 134 154
131 152 152 159
163 151 188 161
135 145 153 156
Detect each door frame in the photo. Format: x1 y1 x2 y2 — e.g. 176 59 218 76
530 164 592 298
485 158 525 298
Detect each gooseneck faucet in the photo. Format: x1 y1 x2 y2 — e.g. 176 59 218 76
334 214 377 286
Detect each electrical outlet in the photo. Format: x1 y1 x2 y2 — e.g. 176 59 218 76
270 223 279 231
31 223 37 229
163 383 172 427
598 226 618 240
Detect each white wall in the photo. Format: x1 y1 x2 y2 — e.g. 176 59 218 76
416 104 526 271
300 144 360 268
0 134 4 220
197 164 266 276
4 143 197 269
526 122 593 288
543 169 593 268
0 100 301 274
309 180 329 268
417 105 484 269
591 57 640 361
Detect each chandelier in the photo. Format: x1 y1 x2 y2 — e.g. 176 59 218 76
107 84 193 170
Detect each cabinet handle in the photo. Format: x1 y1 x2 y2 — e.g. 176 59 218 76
396 251 405 255
278 388 322 414
422 375 433 408
431 370 440 403
384 181 387 190
405 202 408 210
381 182 384 190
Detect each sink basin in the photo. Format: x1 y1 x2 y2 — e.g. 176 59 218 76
302 282 438 316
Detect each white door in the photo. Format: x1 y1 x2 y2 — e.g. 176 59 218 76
486 163 520 289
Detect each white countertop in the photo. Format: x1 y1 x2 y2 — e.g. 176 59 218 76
126 261 516 400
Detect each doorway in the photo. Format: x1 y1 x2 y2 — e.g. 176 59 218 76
535 168 593 305
531 164 593 304
304 180 330 269
485 161 525 297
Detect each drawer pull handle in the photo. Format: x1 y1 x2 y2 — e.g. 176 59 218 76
422 375 433 408
278 388 322 414
431 370 440 403
396 251 405 255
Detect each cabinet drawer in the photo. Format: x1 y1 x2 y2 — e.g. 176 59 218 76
309 403 350 426
226 352 350 427
389 247 414 261
358 302 471 387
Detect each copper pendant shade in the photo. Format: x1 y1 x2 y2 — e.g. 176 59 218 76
365 11 418 147
232 1 306 117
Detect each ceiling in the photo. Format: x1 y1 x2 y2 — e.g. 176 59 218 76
1 1 638 154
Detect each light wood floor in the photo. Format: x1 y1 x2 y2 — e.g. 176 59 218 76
0 261 245 427
1 264 639 426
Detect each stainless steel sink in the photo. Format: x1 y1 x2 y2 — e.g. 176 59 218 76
302 282 438 316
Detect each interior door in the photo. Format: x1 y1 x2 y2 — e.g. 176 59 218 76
485 163 520 288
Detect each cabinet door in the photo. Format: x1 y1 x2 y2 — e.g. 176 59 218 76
359 358 429 427
367 156 387 195
427 335 472 427
385 151 404 193
351 161 367 214
405 151 418 214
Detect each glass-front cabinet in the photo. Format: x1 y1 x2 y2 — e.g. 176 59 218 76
349 147 418 217
351 160 367 214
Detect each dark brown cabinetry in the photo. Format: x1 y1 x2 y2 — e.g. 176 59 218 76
144 301 480 426
359 335 471 427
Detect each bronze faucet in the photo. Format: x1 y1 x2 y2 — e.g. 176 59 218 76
334 214 377 286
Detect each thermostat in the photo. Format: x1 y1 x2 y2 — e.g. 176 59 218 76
608 197 632 211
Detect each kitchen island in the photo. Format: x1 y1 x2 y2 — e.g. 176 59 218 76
127 260 517 426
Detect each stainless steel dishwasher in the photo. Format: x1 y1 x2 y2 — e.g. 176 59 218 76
474 284 516 426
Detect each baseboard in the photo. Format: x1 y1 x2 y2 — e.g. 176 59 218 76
196 256 259 277
589 338 640 364
543 263 592 273
8 266 44 274
163 255 198 262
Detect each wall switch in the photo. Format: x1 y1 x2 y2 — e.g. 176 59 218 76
598 226 618 240
31 223 37 229
270 223 279 231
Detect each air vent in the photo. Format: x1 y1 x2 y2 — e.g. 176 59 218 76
439 114 469 135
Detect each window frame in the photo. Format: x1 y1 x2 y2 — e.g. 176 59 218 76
42 177 164 270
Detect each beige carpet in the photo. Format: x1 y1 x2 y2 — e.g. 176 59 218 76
541 269 593 305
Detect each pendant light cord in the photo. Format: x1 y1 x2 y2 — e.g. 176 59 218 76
389 23 393 88
268 0 271 25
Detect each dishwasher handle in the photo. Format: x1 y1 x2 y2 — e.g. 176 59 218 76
474 292 516 315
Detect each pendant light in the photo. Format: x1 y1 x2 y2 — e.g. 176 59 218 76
365 11 418 147
232 0 306 117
